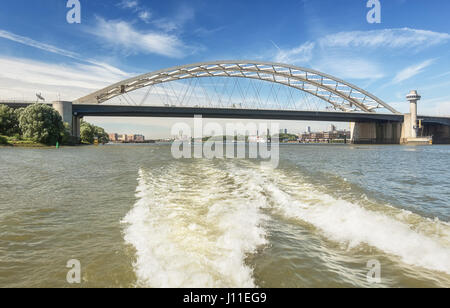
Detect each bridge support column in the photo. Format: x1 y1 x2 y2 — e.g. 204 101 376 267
53 101 73 128
350 122 376 144
421 123 450 144
72 115 81 143
401 91 432 144
351 122 401 144
53 101 81 143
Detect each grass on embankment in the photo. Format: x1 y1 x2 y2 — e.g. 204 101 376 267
0 135 49 148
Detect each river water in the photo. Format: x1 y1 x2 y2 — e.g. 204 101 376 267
0 144 449 288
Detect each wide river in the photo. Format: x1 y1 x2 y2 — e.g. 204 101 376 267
0 144 449 288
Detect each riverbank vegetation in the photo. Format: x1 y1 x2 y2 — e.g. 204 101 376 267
80 120 109 144
278 133 299 142
0 104 108 146
0 135 48 147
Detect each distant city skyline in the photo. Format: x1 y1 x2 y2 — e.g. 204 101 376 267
92 118 351 140
102 119 349 140
108 132 145 142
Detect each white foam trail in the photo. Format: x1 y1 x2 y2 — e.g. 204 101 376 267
252 168 450 275
122 165 267 288
123 160 450 286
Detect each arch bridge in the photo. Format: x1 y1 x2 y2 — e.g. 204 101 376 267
74 61 400 114
4 61 450 144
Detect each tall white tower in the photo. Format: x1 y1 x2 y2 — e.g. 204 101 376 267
406 90 421 138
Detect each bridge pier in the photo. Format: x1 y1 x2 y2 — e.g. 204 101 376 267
417 122 450 144
400 91 433 144
400 114 416 144
52 101 81 143
72 115 81 142
350 122 401 144
53 101 73 128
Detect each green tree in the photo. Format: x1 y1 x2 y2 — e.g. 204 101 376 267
0 135 8 145
95 126 109 144
80 120 95 144
19 104 65 145
61 122 74 145
14 107 24 118
0 104 20 136
80 120 109 144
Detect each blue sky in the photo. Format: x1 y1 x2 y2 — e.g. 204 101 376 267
0 0 449 137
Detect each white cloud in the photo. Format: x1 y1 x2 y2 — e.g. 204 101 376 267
117 1 195 32
272 42 384 79
316 57 384 80
320 28 450 49
273 28 450 65
420 99 450 116
118 0 139 10
433 71 450 79
118 0 152 23
0 56 131 101
274 41 315 64
88 18 189 58
138 10 152 23
152 5 195 33
0 10 194 60
271 28 450 81
0 28 130 79
393 59 435 84
0 29 78 59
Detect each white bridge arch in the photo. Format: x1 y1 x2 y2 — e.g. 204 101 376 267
75 61 399 114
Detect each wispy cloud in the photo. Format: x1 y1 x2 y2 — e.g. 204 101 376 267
117 1 195 30
118 0 152 23
393 59 435 84
118 0 139 10
319 28 450 49
138 10 152 23
0 28 130 78
316 58 385 80
114 1 197 53
152 5 195 33
419 99 450 116
433 71 450 79
271 28 449 81
273 28 450 64
88 17 191 58
193 26 227 37
0 56 131 101
0 29 78 59
273 41 315 64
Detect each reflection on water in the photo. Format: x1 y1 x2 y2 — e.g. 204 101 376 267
0 144 449 287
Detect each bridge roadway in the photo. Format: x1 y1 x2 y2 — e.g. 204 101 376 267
5 102 450 126
3 101 450 144
71 104 405 123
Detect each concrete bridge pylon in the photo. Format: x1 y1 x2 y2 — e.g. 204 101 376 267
52 101 81 142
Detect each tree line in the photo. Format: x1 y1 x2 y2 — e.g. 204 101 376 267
0 104 109 146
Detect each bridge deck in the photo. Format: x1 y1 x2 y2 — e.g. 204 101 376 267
2 102 450 125
71 104 404 123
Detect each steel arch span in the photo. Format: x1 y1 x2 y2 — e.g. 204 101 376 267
74 61 400 114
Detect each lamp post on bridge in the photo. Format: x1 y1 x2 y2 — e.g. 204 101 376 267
406 90 421 139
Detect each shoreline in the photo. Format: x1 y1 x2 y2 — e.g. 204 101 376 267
1 143 54 148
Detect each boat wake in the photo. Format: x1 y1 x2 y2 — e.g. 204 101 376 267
122 160 450 287
122 162 268 288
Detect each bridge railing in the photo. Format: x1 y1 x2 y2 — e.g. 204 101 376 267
0 100 36 104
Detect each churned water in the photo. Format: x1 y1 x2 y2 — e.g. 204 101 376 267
0 144 449 287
